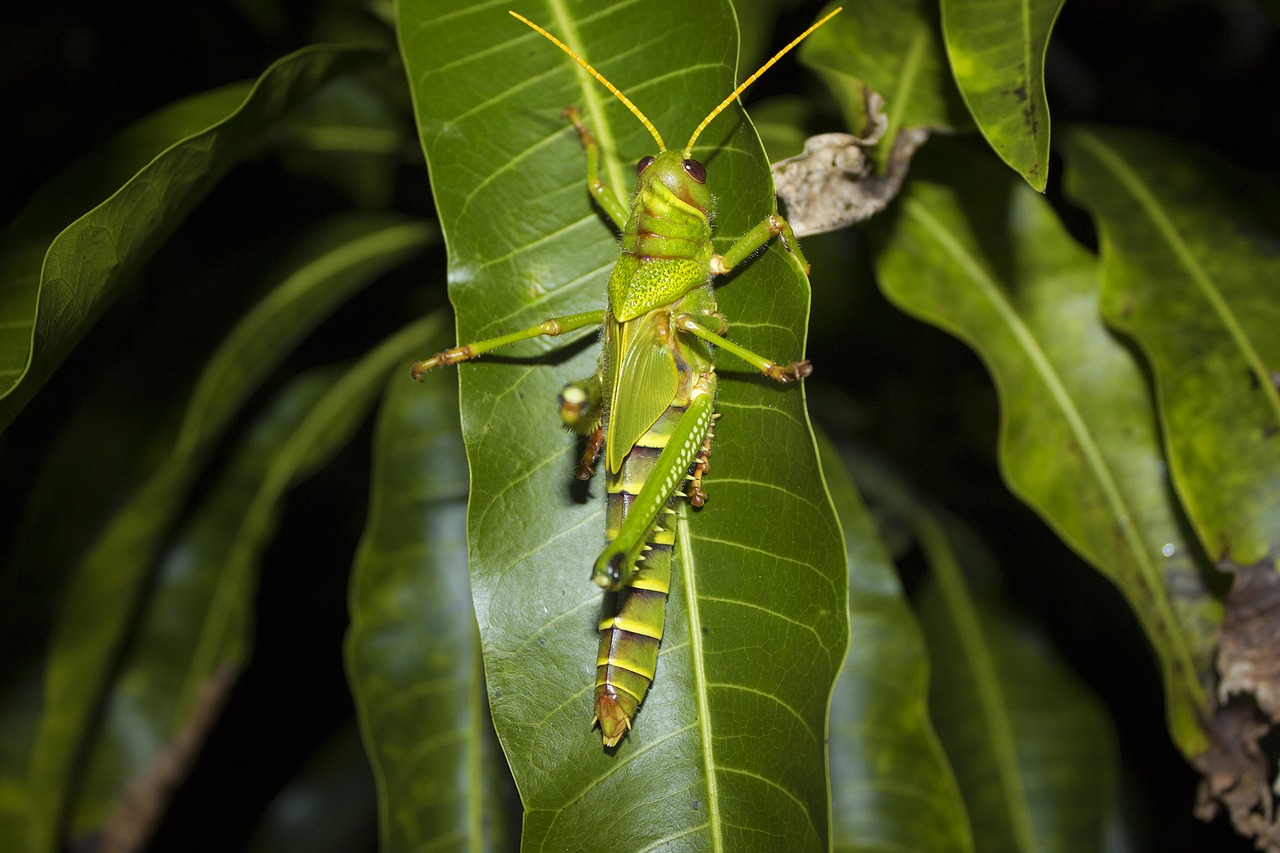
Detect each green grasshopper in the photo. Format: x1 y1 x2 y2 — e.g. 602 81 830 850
412 7 840 747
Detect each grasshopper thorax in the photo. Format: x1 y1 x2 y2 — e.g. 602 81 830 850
610 148 716 320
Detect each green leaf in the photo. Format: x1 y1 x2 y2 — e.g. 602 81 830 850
346 348 517 850
0 43 382 431
1063 127 1280 569
174 214 434 455
749 96 813 163
818 436 974 853
14 218 432 853
62 313 445 850
914 512 1117 852
269 73 412 210
801 0 968 162
399 0 847 848
940 0 1064 191
870 139 1218 758
67 365 342 845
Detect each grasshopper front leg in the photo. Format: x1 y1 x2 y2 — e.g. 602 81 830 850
563 106 628 230
709 211 811 276
410 310 606 379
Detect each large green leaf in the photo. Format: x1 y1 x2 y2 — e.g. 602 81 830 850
940 0 1064 191
347 348 517 850
870 140 1218 758
0 43 382 430
398 0 847 848
914 512 1116 852
15 219 432 853
819 437 974 853
1063 128 1280 569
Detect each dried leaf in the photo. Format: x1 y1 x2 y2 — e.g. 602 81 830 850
1219 562 1280 722
772 91 927 235
1193 698 1280 850
1192 559 1280 850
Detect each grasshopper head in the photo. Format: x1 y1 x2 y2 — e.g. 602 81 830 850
634 149 712 213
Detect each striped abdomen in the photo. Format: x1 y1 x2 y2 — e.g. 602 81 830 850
593 404 686 747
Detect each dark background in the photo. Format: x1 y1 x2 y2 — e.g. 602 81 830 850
1 0 1276 850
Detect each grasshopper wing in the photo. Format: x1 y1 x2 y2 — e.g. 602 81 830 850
605 313 679 474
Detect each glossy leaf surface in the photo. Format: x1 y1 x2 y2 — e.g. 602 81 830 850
1064 127 1280 569
398 1 847 848
871 140 1218 757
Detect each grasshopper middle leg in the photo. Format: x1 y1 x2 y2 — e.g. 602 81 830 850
410 310 606 380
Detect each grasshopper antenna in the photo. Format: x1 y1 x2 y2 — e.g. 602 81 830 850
685 6 842 155
510 10 667 152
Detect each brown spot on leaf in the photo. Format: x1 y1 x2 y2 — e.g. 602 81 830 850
1023 102 1039 137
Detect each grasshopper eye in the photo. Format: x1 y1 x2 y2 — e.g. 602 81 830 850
681 158 706 183
635 155 655 175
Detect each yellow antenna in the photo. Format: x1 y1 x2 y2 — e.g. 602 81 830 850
685 7 842 155
510 11 667 151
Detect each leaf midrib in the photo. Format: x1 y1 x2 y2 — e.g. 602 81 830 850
677 507 724 851
548 0 629 196
916 511 1034 848
880 27 928 172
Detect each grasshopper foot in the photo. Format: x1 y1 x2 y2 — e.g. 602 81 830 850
409 345 475 380
575 427 604 480
765 360 812 384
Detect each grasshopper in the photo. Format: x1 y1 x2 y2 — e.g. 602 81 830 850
412 7 840 747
